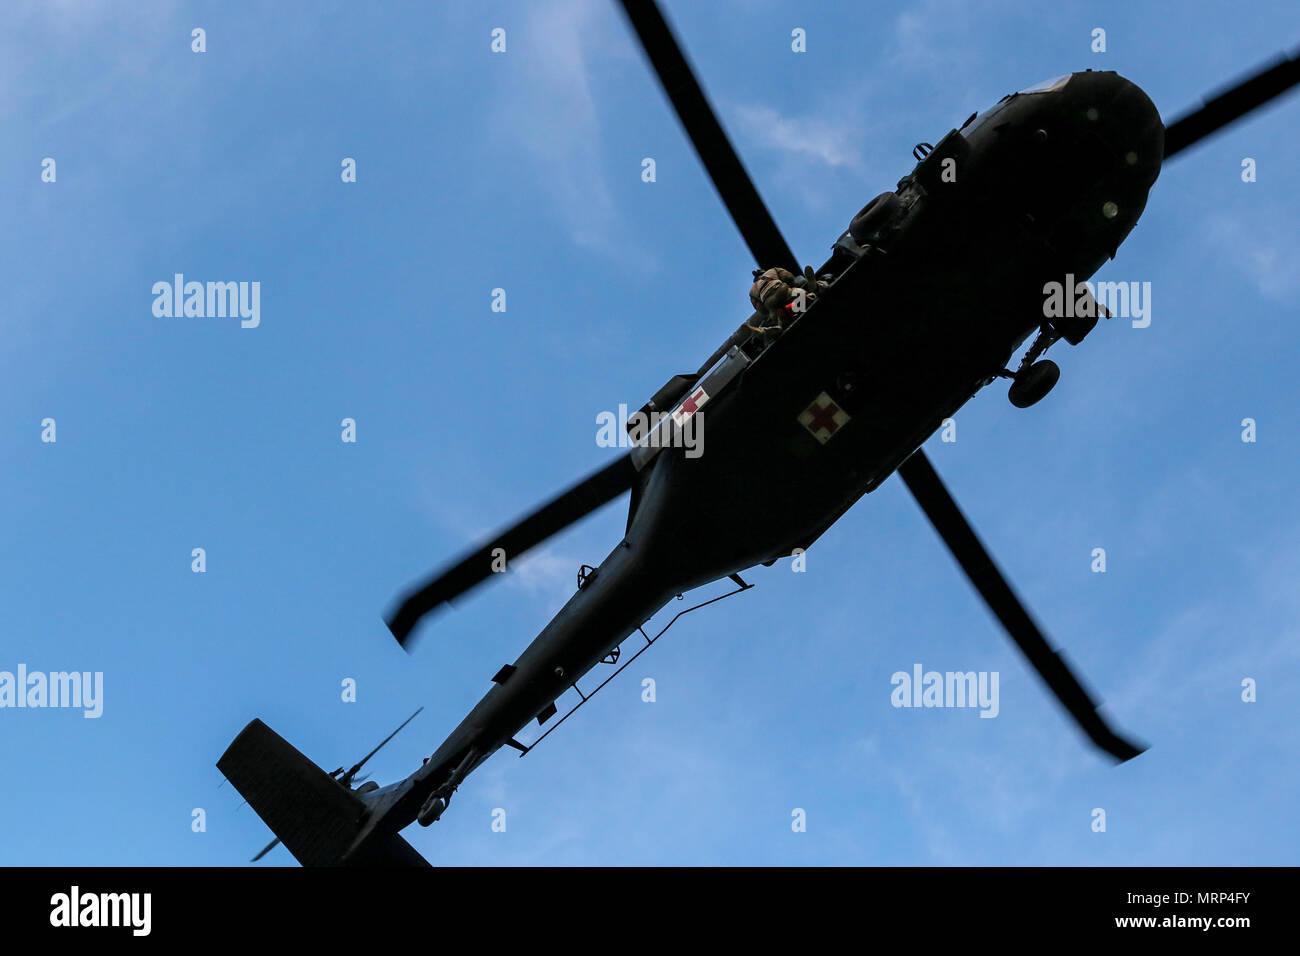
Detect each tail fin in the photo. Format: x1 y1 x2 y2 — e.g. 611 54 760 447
217 719 429 867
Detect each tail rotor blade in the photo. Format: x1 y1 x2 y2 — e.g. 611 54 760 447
897 451 1144 763
339 707 424 786
250 836 281 863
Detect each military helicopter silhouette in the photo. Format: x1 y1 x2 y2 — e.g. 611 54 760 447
220 1 1300 865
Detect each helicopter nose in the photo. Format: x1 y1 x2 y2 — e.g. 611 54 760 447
1005 70 1166 275
1062 70 1164 189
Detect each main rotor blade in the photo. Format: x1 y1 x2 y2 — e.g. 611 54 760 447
616 0 799 272
386 454 638 645
896 450 1144 763
1163 46 1300 159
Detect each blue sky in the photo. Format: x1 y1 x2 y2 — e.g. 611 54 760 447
1 0 1297 866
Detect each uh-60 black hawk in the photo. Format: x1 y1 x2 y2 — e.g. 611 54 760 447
219 1 1300 866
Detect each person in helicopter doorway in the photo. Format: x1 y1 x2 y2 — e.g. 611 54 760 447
746 265 830 336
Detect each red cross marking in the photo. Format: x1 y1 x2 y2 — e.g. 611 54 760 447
678 389 705 416
806 400 843 434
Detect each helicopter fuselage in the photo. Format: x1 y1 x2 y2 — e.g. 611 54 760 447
352 69 1164 853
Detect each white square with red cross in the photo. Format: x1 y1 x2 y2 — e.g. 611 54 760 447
798 392 851 443
671 386 709 427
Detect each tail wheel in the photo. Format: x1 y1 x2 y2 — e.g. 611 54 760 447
418 795 449 827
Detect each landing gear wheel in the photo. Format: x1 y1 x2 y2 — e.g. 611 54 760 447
1008 359 1060 408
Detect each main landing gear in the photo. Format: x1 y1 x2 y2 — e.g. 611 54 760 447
996 325 1062 408
1000 300 1103 408
999 321 1069 409
1007 358 1060 408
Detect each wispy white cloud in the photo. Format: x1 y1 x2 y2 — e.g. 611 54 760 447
0 0 183 124
732 103 864 170
489 0 621 253
889 0 982 75
508 547 580 609
1113 526 1300 721
1203 213 1300 300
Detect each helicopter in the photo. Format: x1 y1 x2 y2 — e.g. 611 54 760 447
219 0 1300 865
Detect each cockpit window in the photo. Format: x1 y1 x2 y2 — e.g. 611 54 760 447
1019 73 1072 94
963 73 1072 140
962 102 1007 136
